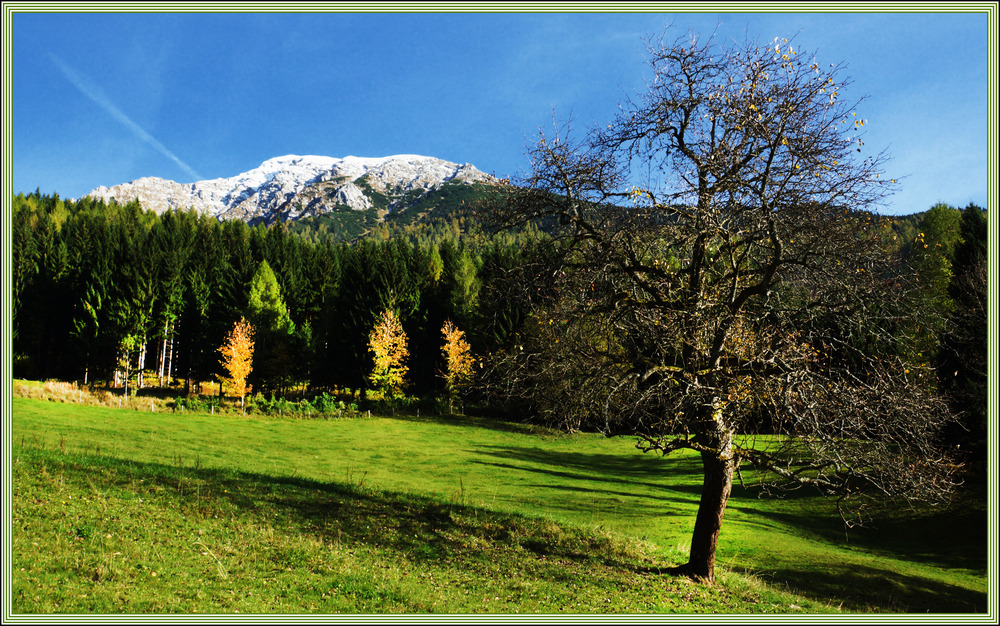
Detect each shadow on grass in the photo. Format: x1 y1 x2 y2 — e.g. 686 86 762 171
13 447 664 578
386 410 569 438
472 444 704 480
730 501 989 576
732 562 988 613
467 461 699 519
468 445 988 611
466 445 706 511
467 456 703 512
14 445 986 614
727 468 989 574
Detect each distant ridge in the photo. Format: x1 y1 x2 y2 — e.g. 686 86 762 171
87 154 497 225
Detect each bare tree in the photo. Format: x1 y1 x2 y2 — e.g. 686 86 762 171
481 31 960 583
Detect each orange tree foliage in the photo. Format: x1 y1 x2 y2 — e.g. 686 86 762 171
440 320 476 408
368 309 409 398
218 317 255 405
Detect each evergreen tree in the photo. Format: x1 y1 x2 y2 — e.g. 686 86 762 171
937 204 988 463
246 259 295 395
903 203 963 372
302 240 342 389
66 210 116 384
910 203 962 308
247 259 293 334
176 213 224 394
151 210 194 386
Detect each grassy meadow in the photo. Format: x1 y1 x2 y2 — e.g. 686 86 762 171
7 382 989 615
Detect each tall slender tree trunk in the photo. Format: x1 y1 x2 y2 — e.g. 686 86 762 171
137 339 147 389
159 319 169 386
118 348 129 397
166 324 175 387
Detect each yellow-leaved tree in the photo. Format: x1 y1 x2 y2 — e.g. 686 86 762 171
368 309 408 399
440 320 475 413
218 317 255 409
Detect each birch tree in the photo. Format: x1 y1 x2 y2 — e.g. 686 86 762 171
440 319 476 412
219 317 255 408
368 308 409 399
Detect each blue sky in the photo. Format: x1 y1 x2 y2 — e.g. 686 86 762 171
7 6 992 216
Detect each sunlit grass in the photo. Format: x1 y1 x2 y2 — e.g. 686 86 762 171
15 446 818 614
10 394 988 614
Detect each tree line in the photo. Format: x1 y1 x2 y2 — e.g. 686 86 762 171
12 189 983 431
11 190 537 404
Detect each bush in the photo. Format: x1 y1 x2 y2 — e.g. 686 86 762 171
173 395 220 413
169 389 366 419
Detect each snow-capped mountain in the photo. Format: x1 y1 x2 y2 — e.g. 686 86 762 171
87 154 496 224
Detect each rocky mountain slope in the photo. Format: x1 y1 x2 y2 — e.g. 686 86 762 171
87 154 497 225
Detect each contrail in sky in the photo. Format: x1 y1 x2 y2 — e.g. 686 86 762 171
49 54 204 181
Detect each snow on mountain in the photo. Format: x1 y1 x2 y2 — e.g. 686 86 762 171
87 154 496 224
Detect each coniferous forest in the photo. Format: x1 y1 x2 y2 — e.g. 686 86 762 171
11 190 539 404
11 190 988 466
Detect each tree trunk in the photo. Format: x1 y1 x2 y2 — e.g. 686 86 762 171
166 323 175 386
159 319 169 386
685 449 734 583
684 411 734 583
137 340 147 389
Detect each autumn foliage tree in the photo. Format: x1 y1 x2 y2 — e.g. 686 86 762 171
482 31 959 583
218 317 255 408
440 320 476 412
368 309 409 398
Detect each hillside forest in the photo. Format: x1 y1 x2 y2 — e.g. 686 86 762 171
10 190 988 464
11 190 536 402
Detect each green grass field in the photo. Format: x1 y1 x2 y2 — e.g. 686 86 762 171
8 392 989 615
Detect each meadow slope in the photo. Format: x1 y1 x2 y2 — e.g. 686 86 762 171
9 395 989 615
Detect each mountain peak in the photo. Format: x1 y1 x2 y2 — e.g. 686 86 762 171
88 154 496 224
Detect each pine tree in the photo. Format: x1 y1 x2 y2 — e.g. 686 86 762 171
246 259 295 394
247 259 293 334
937 204 988 462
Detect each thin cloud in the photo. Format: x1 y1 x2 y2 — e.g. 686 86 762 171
49 54 203 181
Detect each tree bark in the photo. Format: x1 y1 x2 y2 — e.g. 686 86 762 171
684 416 735 583
158 319 169 386
166 323 175 386
137 340 147 389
